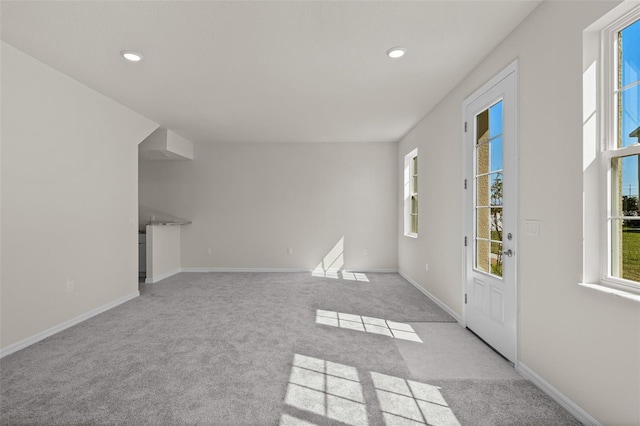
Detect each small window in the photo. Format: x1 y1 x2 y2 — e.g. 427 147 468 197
404 148 418 237
604 12 640 290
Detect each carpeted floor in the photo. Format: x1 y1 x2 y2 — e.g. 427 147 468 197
0 272 579 425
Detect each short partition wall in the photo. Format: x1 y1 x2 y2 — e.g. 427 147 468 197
145 224 181 283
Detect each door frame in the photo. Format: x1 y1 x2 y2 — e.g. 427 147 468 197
461 59 519 365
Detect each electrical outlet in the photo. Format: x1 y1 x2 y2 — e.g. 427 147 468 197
425 264 429 272
287 248 293 255
66 279 75 293
207 248 212 255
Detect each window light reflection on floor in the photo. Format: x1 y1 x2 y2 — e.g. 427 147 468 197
311 270 370 282
340 272 370 282
315 310 423 343
283 354 368 426
279 414 317 426
371 371 461 426
280 354 460 426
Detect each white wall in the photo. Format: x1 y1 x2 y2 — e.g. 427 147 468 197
145 224 181 283
397 2 639 424
0 42 157 350
140 142 398 271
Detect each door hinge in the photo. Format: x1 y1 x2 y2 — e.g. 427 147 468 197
464 179 467 189
464 122 468 133
464 236 467 247
465 294 467 304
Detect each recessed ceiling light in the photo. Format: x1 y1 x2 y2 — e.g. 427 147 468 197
121 50 143 62
386 47 406 59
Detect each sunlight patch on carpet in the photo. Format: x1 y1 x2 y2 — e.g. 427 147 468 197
283 354 367 426
281 354 460 426
315 310 423 343
372 371 460 426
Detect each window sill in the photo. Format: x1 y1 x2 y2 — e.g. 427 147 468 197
578 282 640 303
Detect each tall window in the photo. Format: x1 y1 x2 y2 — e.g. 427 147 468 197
404 148 418 237
604 13 640 289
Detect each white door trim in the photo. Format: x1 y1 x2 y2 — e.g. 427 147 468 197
461 59 519 365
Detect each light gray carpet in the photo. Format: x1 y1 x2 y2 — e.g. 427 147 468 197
396 323 521 381
0 272 579 425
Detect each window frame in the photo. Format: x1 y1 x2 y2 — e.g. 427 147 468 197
404 148 419 238
600 8 640 293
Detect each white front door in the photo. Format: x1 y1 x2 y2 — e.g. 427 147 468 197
463 63 517 363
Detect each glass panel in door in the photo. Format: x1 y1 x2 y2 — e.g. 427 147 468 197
475 101 504 278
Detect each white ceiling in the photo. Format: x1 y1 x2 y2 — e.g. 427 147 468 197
1 1 541 144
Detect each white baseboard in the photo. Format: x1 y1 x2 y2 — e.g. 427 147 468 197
517 362 602 426
145 267 181 283
0 291 139 359
180 267 311 273
180 267 398 273
398 270 463 324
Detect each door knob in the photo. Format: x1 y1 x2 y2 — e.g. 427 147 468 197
503 249 513 257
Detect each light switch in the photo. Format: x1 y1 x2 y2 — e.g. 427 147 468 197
524 220 539 237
